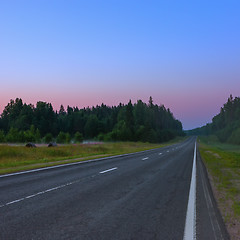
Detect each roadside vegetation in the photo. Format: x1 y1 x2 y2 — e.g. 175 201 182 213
0 97 184 144
199 136 240 238
0 137 186 175
188 95 240 145
187 95 240 238
0 97 185 174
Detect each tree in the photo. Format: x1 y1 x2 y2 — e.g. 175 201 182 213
188 95 240 144
34 101 56 136
1 98 24 131
134 100 146 126
126 100 134 128
0 98 184 143
125 100 135 140
59 105 66 115
67 106 73 115
84 115 99 138
148 96 153 108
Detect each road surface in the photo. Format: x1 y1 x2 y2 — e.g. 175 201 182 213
0 137 229 239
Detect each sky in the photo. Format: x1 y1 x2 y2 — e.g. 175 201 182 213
0 0 240 130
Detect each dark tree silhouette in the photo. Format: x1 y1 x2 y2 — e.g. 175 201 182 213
0 97 184 143
187 95 240 145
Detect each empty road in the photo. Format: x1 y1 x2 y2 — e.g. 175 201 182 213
0 137 229 239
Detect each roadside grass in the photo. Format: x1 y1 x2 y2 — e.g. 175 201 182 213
198 136 240 237
0 136 186 175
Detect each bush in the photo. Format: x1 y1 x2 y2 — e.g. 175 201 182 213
3 125 41 143
74 132 83 143
35 129 41 143
0 130 5 143
65 133 71 143
6 128 20 143
112 120 132 141
56 132 71 143
18 131 26 142
56 132 66 143
24 130 35 142
227 128 240 145
44 133 53 143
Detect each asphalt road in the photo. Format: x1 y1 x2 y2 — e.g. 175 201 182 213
0 137 229 240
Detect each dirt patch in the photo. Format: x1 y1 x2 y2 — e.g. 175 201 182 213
213 153 221 159
205 150 221 159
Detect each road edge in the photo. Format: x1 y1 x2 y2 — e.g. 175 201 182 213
183 141 197 240
196 143 230 240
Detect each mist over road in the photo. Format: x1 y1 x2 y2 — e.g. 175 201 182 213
0 138 228 239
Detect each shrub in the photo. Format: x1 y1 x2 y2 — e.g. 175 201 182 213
35 129 41 143
65 133 71 143
6 128 20 143
44 133 53 143
227 128 240 145
74 132 83 143
0 130 5 143
24 130 35 142
56 132 66 143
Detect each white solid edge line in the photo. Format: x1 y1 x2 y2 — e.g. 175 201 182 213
183 141 197 240
99 167 117 174
0 147 163 178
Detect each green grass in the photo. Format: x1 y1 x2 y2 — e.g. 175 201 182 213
0 136 187 174
199 136 240 219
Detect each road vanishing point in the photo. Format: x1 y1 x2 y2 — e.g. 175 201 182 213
0 137 229 240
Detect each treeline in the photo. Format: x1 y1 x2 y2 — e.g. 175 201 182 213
188 95 240 144
0 97 184 143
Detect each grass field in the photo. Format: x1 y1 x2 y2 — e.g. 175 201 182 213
0 137 186 175
199 136 240 238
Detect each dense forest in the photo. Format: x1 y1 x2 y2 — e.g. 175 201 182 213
188 95 240 144
0 97 184 143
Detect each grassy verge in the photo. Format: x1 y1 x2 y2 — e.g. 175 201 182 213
198 136 240 238
0 136 186 175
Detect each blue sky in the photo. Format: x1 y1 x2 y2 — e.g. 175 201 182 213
0 0 240 129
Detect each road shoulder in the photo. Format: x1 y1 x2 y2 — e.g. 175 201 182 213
196 146 230 240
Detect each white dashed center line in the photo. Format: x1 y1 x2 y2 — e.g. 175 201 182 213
99 167 118 174
6 199 24 205
142 157 149 161
1 180 81 208
159 153 162 155
0 174 97 208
